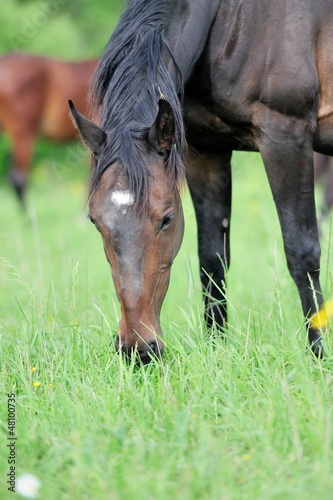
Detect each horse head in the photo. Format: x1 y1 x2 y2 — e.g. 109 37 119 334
69 100 184 363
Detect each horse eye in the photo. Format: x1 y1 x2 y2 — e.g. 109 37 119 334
159 212 174 231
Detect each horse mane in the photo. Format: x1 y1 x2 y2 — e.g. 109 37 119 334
89 0 186 206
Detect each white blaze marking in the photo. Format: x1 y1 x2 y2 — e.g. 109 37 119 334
111 190 135 208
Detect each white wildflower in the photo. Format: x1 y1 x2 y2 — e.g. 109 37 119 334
16 473 41 498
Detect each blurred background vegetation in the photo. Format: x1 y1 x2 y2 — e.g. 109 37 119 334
0 0 126 180
0 0 126 58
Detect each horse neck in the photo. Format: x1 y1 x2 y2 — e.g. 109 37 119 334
163 0 221 88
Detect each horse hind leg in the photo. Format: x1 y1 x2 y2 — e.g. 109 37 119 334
259 117 323 356
187 148 232 331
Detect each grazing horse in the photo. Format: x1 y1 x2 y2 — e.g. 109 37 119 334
0 53 96 200
70 0 333 363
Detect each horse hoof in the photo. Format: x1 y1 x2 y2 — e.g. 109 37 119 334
310 340 324 359
9 169 27 205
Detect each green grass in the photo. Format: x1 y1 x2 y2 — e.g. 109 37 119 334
0 140 333 499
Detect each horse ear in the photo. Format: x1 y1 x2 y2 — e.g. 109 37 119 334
149 99 175 154
68 100 106 155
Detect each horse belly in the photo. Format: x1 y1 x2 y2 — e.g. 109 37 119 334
39 102 76 141
40 62 91 141
40 86 76 141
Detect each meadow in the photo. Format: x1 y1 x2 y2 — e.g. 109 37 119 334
1 0 333 498
0 137 332 499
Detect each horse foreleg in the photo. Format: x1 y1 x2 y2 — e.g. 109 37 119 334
259 119 323 356
187 148 232 330
9 132 35 203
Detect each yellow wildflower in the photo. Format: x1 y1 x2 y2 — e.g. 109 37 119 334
31 367 37 372
32 381 40 387
310 300 333 329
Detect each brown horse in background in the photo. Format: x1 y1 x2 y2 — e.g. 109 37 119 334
0 53 97 200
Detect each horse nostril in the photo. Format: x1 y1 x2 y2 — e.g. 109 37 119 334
148 340 160 357
148 341 155 352
136 341 160 364
147 340 164 360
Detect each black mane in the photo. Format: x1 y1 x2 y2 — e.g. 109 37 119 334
89 0 186 204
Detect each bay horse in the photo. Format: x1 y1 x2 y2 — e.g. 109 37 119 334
0 53 97 200
69 0 333 363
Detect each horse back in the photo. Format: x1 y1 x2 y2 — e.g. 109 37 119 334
0 53 96 141
184 0 333 154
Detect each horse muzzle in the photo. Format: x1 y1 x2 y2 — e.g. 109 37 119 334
115 329 164 364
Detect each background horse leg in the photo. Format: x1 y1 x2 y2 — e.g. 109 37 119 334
9 131 35 203
313 152 333 221
323 162 333 217
187 148 232 330
313 151 329 182
259 119 323 355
